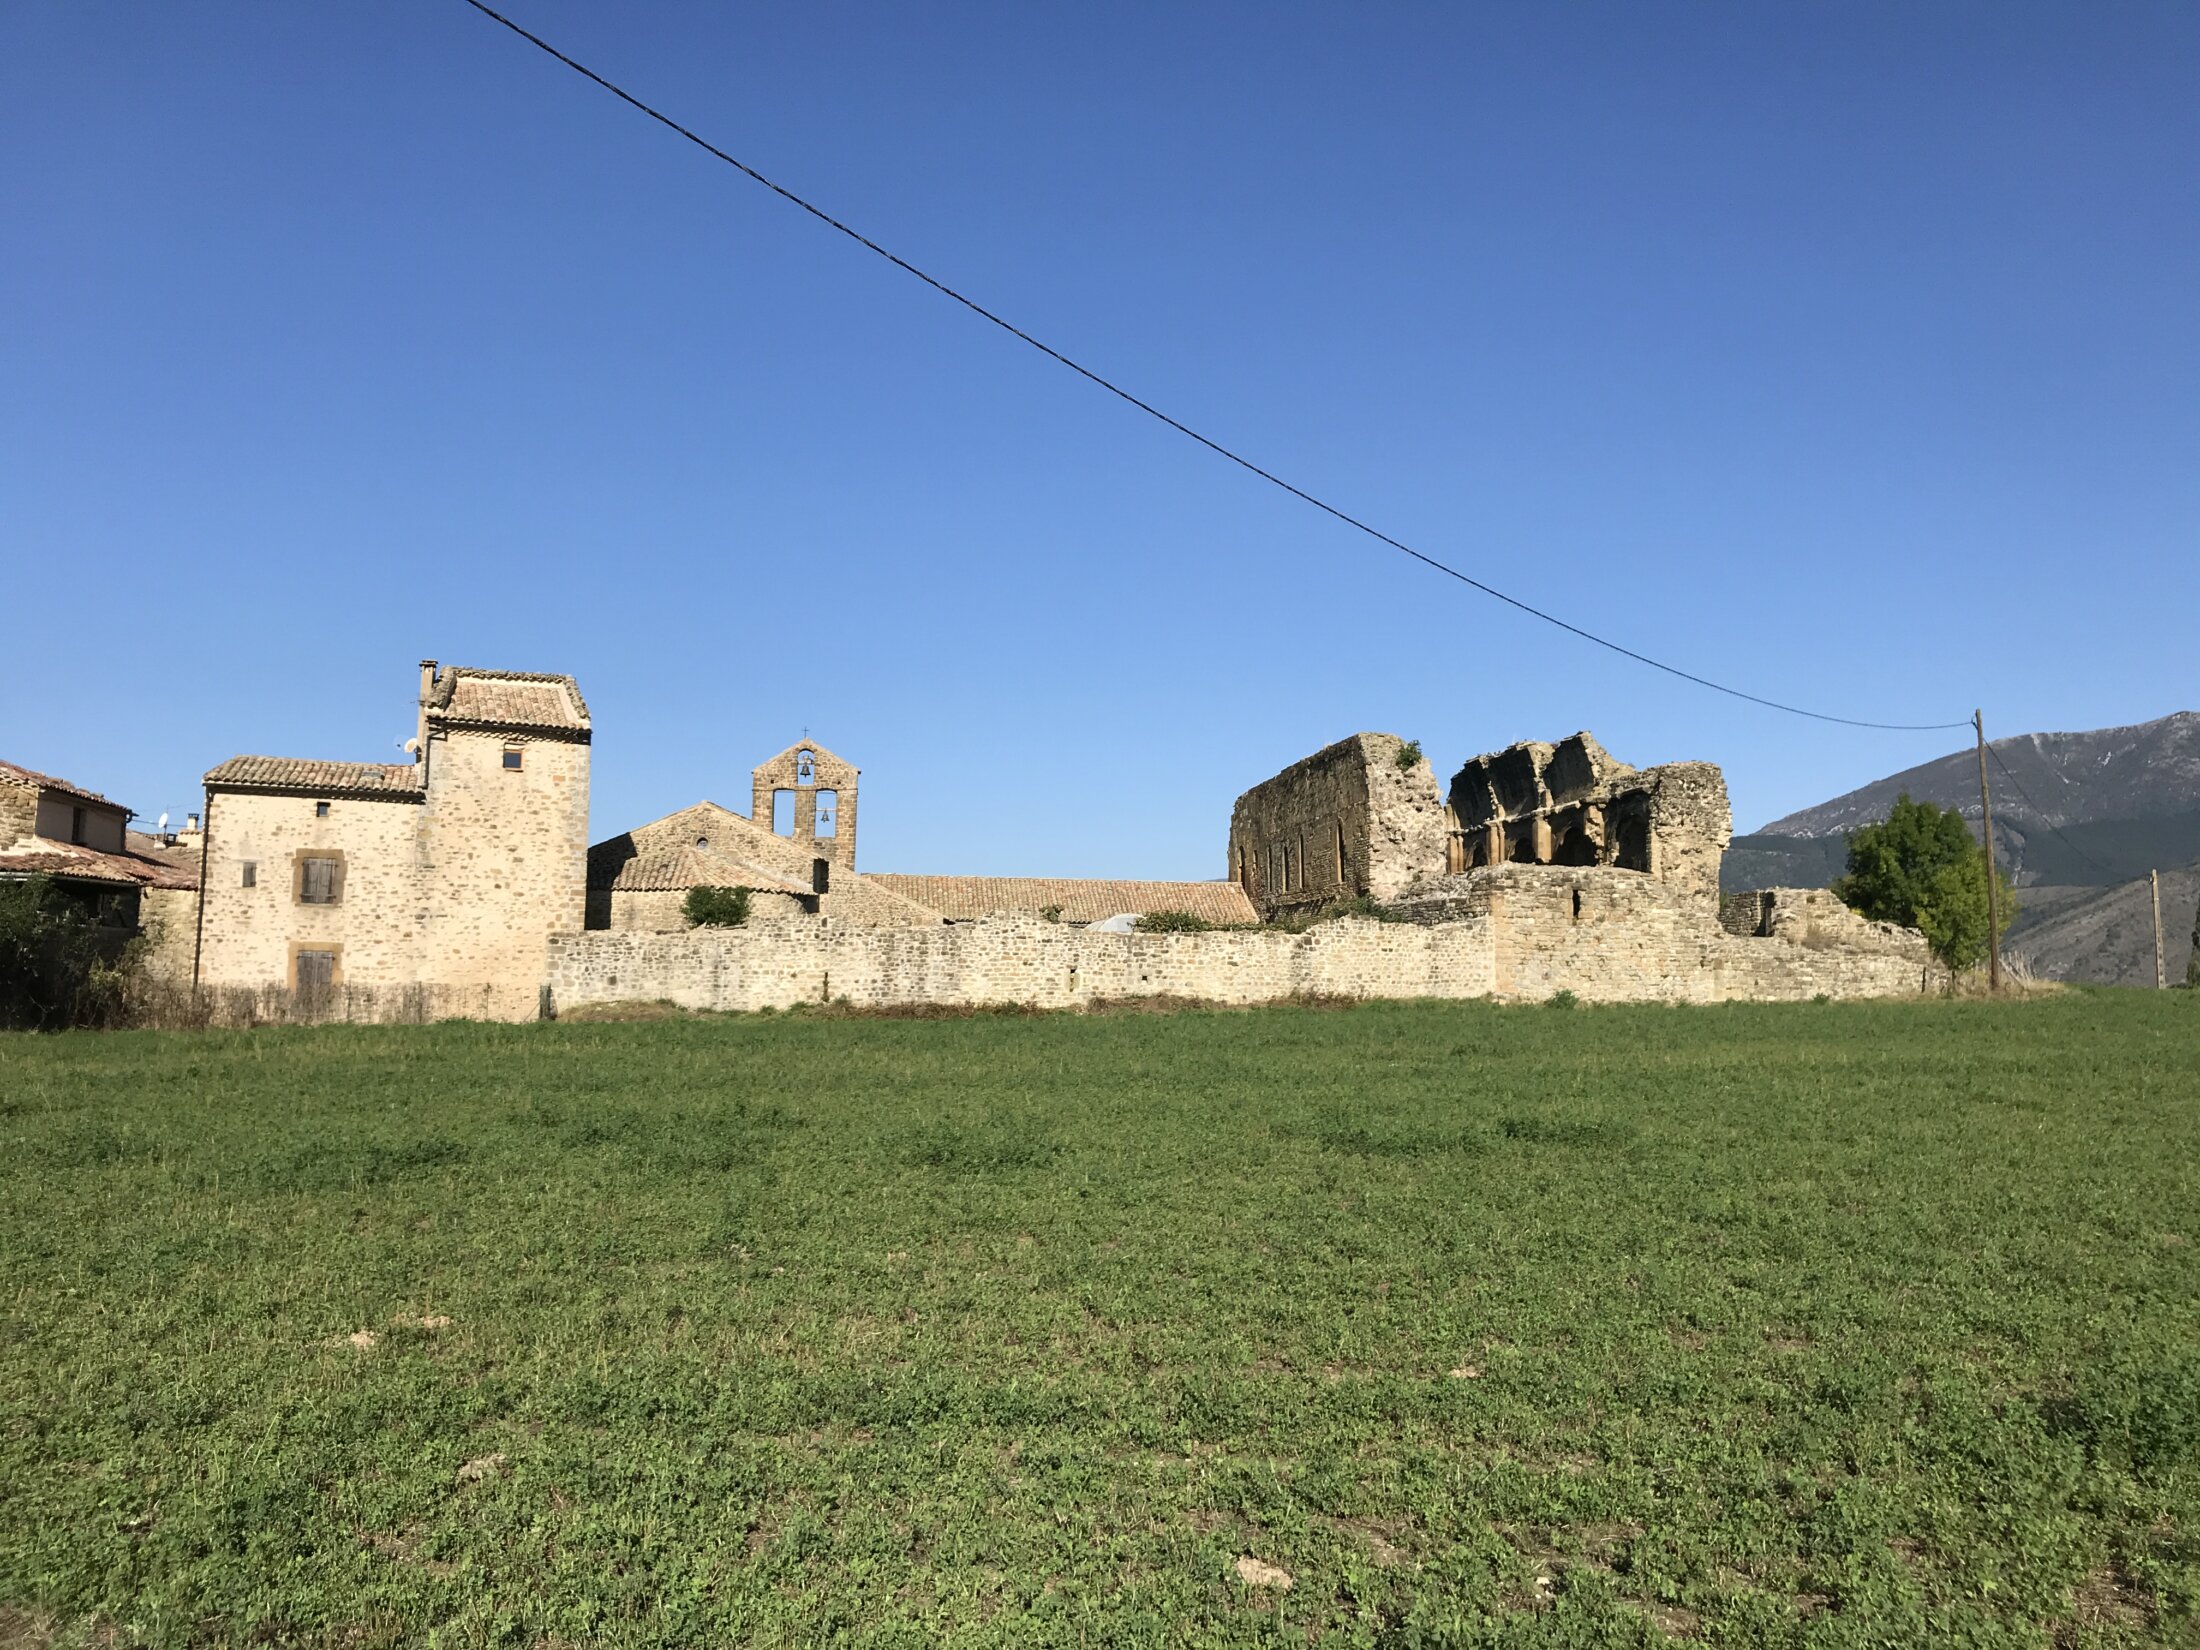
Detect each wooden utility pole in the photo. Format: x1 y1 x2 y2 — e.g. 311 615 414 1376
1975 710 2002 995
2152 869 2166 990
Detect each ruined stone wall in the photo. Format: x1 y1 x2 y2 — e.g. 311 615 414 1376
1718 886 1929 956
1392 866 1937 1002
418 725 590 1020
547 879 1936 1016
1445 735 1731 898
548 913 1499 1015
195 789 428 993
1227 733 1447 921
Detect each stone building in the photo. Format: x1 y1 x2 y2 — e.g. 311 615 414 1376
0 760 201 971
194 661 591 1018
587 740 943 932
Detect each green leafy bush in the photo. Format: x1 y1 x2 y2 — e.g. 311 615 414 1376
0 875 138 1030
1133 910 1212 933
1395 738 1424 771
682 885 752 928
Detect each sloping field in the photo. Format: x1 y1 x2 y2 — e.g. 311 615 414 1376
3 996 2196 1647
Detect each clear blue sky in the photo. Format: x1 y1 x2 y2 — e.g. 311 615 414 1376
5 2 2195 873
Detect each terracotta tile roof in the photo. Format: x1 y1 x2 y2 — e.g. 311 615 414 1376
588 838 813 896
427 667 589 733
866 875 1260 926
0 839 198 890
0 759 127 813
204 756 425 797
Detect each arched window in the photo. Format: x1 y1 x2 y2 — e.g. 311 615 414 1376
796 749 817 786
695 835 710 850
815 789 838 838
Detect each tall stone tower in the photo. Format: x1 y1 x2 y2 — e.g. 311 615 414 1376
417 662 592 1016
752 741 858 873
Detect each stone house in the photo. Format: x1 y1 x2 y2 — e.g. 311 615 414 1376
193 662 591 1018
0 760 200 971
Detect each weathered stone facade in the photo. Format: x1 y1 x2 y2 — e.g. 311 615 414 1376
1443 733 1731 899
1230 729 1734 921
194 662 591 1019
1227 734 1448 921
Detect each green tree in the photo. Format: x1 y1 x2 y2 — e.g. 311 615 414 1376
0 875 136 1030
2188 893 2199 990
683 885 751 928
1832 794 2015 972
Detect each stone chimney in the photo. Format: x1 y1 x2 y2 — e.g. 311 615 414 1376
416 660 439 760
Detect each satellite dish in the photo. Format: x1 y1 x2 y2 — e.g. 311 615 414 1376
403 737 421 756
157 812 169 832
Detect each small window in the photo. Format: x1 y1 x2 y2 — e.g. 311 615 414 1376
796 749 817 786
315 801 330 818
503 747 523 770
695 835 710 850
300 857 339 905
241 861 257 889
772 789 795 835
814 789 838 838
71 806 88 844
295 949 336 991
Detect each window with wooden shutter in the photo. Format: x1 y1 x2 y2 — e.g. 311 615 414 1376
295 950 336 990
301 857 338 905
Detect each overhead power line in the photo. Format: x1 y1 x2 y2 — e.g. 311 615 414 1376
459 0 1972 735
1985 743 2123 881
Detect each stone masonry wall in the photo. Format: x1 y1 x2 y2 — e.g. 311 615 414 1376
1227 733 1447 921
548 872 1938 1016
1392 866 1938 1003
0 777 38 847
1446 735 1732 899
549 913 1499 1015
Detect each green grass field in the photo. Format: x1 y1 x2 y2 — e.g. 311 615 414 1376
3 995 2196 1647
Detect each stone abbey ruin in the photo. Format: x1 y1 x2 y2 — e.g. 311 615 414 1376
555 724 1937 1015
8 659 1938 1021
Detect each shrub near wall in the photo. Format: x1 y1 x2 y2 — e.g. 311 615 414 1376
0 876 138 1030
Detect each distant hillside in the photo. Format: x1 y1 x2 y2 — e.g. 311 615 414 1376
1760 712 2200 839
2004 864 2199 989
1728 712 2200 893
